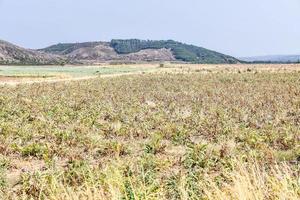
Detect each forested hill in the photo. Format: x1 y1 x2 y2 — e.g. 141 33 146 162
110 39 239 64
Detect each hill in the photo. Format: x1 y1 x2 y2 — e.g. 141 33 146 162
40 39 240 64
40 41 109 55
40 41 176 63
0 39 240 65
0 40 66 65
240 55 300 63
110 39 239 63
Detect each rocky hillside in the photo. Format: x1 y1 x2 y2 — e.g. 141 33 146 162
40 39 240 64
40 42 175 63
0 40 66 65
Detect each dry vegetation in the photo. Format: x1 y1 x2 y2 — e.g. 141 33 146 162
0 66 299 199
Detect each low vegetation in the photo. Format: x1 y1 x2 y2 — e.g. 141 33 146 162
0 65 152 79
0 70 299 199
39 42 108 55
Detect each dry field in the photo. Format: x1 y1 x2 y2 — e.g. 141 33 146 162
0 64 299 199
1 63 300 85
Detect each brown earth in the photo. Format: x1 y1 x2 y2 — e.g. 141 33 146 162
65 43 175 63
0 40 66 65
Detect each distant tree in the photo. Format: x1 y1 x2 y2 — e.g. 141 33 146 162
60 61 66 66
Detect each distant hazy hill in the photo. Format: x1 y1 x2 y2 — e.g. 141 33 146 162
240 55 300 63
0 40 66 65
40 39 240 64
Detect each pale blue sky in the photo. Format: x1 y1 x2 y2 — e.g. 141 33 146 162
0 0 299 57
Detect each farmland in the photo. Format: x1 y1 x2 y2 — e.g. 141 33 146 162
0 65 162 77
0 64 299 199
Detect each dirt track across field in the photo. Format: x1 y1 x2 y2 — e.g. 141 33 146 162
0 75 97 86
0 72 143 86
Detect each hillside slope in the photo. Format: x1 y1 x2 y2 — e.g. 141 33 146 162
40 42 175 63
41 39 239 64
0 40 66 65
111 39 239 64
0 39 240 65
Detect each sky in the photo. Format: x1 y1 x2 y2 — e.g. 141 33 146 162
0 0 299 57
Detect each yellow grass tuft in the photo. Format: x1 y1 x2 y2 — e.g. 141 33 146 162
204 162 300 200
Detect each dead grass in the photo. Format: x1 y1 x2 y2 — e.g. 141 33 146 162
0 67 299 199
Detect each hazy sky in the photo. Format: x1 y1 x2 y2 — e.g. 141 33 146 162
0 0 299 57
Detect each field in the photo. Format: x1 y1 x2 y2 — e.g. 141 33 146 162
0 65 156 85
0 64 299 199
1 63 300 85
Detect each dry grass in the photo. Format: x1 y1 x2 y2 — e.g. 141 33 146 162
0 67 299 199
204 161 299 200
2 161 297 200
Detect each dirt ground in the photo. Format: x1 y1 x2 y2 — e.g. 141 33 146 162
0 75 96 86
